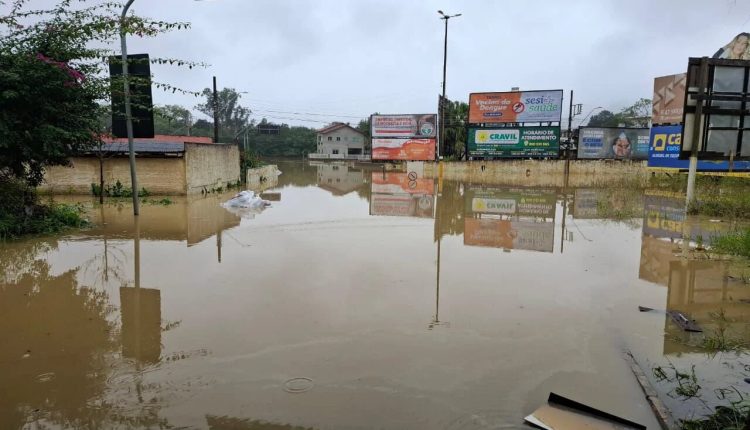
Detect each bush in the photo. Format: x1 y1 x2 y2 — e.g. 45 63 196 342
90 180 150 198
0 179 87 240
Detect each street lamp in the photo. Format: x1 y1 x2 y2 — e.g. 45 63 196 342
438 10 461 159
120 0 139 215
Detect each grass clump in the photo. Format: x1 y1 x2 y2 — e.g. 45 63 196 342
0 179 87 240
711 229 750 258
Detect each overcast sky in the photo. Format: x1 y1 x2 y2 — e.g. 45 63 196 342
13 0 750 127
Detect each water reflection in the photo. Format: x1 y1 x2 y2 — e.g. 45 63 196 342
463 186 556 252
370 172 435 218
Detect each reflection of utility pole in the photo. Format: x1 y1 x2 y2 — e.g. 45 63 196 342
560 193 567 254
430 184 448 330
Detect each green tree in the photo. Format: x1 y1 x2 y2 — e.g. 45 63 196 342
586 99 652 128
195 87 251 141
0 0 193 186
154 104 193 135
442 99 469 158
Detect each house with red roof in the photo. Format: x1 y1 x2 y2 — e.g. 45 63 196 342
313 122 368 159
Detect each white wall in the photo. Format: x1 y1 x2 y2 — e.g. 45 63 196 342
316 127 365 155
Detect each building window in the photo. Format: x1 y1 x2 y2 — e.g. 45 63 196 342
333 149 339 154
328 136 332 141
348 148 362 155
345 136 349 141
318 136 322 142
336 137 341 141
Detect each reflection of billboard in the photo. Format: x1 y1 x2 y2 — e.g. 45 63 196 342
466 188 557 218
371 114 437 138
652 73 686 125
469 90 563 124
577 127 650 159
372 138 436 161
468 126 560 158
643 194 686 239
120 287 161 364
464 218 554 252
371 172 433 195
370 193 434 218
649 125 750 170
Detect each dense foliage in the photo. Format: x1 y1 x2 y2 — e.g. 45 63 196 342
587 98 652 128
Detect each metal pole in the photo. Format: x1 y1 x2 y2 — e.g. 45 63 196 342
686 57 709 207
213 76 219 144
120 0 139 215
440 17 448 159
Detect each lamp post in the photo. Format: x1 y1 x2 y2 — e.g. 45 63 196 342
438 10 461 159
120 0 139 215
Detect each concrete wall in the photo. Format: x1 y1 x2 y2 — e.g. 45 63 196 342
246 164 279 191
42 156 186 195
317 128 365 155
185 143 240 194
422 159 648 187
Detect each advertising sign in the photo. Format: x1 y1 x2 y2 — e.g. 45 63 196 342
649 125 750 171
577 127 650 160
468 126 560 158
463 218 554 252
652 73 686 125
468 90 563 124
371 172 434 195
371 114 437 138
372 138 436 161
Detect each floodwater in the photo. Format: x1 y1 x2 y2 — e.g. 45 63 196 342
2 160 749 429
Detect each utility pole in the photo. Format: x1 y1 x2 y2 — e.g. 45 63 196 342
213 76 219 144
438 10 461 159
120 0 139 215
567 90 574 161
686 57 709 206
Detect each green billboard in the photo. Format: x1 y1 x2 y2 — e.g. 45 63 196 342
468 126 560 158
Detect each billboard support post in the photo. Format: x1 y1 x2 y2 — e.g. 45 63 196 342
686 57 708 206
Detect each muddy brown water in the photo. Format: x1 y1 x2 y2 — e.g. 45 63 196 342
2 160 749 429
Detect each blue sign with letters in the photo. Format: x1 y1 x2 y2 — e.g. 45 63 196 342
648 125 750 171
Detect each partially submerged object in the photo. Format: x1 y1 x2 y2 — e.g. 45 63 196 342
525 393 646 429
222 190 271 209
221 190 271 219
666 310 702 332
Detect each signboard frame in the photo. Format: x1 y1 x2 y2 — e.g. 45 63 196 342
577 126 651 160
370 114 438 139
467 125 560 159
468 89 564 124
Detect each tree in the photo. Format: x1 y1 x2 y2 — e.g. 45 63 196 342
195 87 251 141
0 0 193 187
442 99 469 158
154 104 193 135
586 99 652 128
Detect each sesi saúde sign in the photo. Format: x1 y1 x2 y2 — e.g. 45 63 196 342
468 90 563 124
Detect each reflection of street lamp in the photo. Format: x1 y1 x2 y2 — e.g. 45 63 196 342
438 10 461 159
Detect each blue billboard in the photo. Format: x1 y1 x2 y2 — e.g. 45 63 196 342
648 125 750 171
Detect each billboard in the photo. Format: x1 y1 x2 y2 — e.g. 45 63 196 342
649 125 750 170
372 138 436 161
577 127 650 160
713 32 750 59
652 73 686 125
371 114 437 138
468 126 560 158
468 90 563 124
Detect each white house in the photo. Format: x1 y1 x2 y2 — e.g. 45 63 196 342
312 123 367 159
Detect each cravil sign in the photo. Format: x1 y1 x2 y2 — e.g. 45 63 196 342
468 126 560 158
648 125 750 171
468 90 563 124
